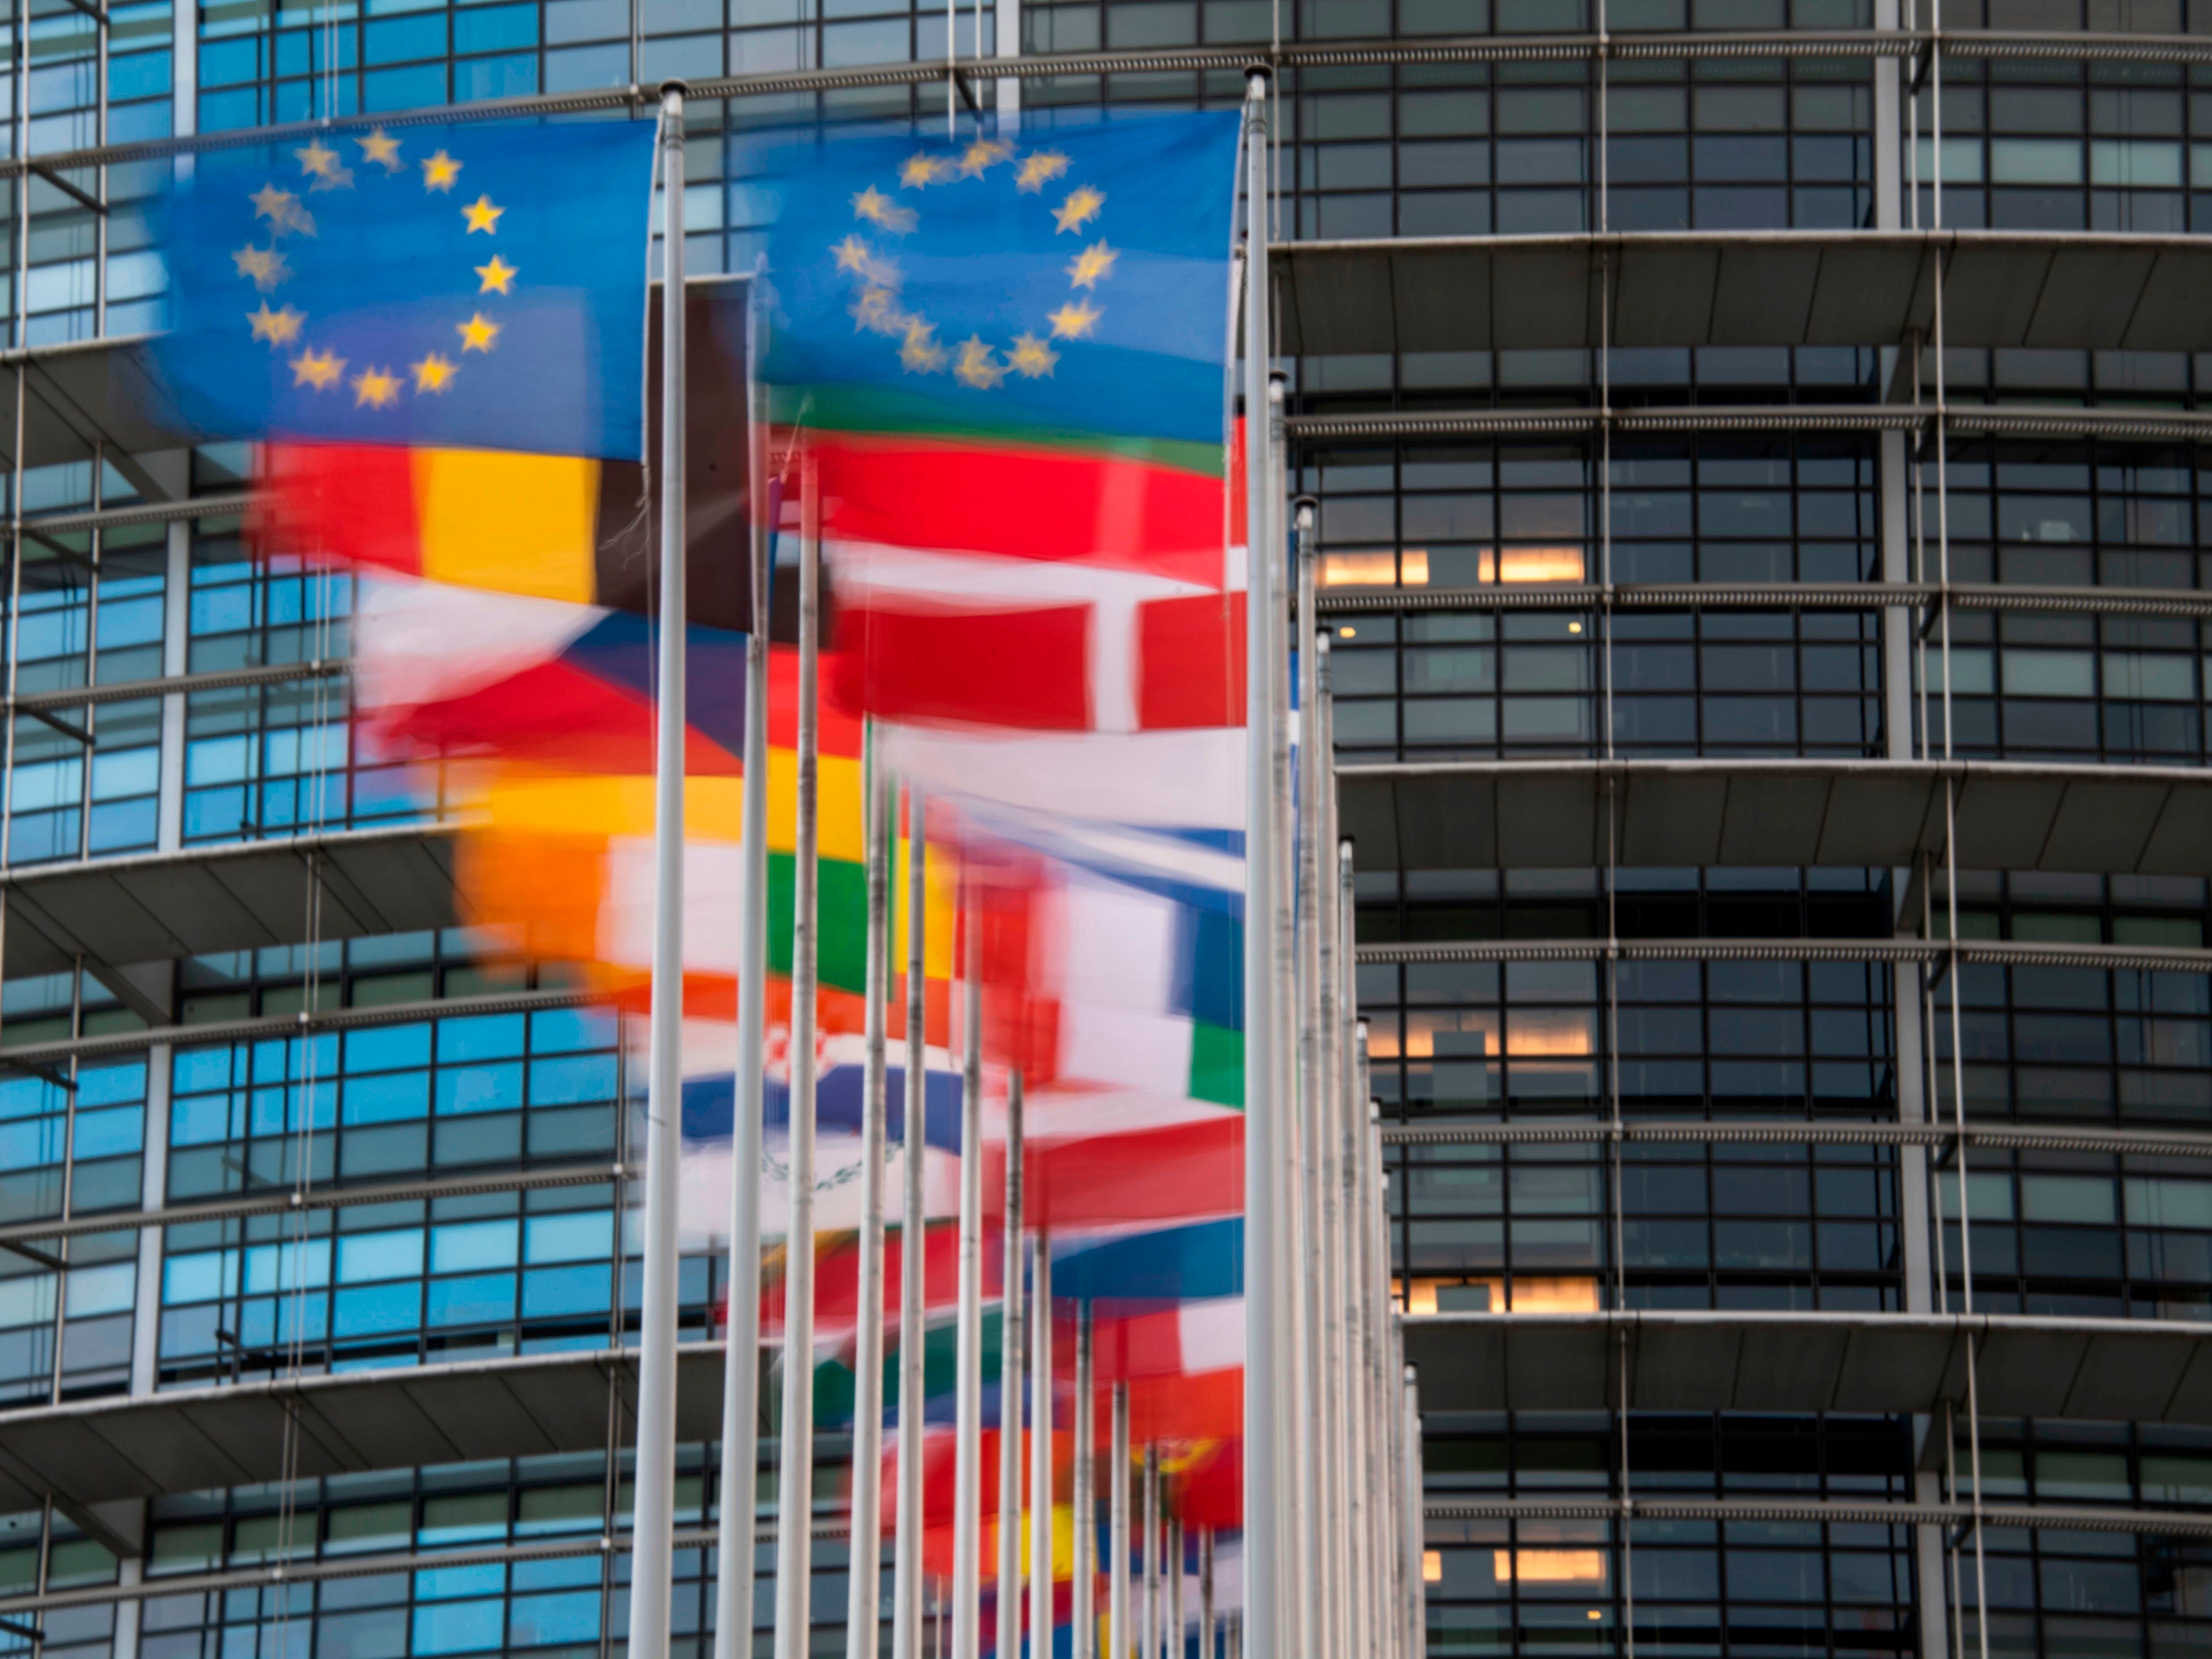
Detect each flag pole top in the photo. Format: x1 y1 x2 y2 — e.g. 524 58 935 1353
1292 494 1318 528
1244 64 1271 93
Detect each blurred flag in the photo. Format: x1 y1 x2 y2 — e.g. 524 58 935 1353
154 120 656 458
257 285 774 630
763 113 1241 733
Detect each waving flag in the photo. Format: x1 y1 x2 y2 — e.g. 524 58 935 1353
764 114 1241 734
154 119 655 458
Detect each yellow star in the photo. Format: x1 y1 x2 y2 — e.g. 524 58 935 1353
1065 240 1119 290
248 182 314 237
1047 299 1102 339
851 286 908 336
351 366 401 408
245 302 305 346
355 128 403 170
898 153 953 189
457 312 501 353
290 348 345 391
898 320 946 375
1053 185 1105 234
852 185 917 236
231 243 290 292
1006 332 1060 379
958 138 1012 177
833 234 876 274
1015 151 1070 194
421 150 463 192
953 336 1005 390
410 352 458 394
461 194 505 234
295 139 342 179
475 255 518 295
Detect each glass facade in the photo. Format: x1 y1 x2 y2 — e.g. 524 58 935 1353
0 0 2199 1656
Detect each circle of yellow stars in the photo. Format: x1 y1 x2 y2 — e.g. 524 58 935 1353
830 136 1116 391
232 129 517 409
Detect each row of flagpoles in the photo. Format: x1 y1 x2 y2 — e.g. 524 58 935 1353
611 76 1426 1659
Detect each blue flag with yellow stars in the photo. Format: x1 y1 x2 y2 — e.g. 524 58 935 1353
153 119 657 460
759 111 1241 459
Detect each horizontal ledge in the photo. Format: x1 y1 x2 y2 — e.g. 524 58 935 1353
1314 582 2212 617
2 493 252 536
1421 1497 2212 1537
1286 403 2212 442
8 660 347 715
0 1520 840 1618
1379 1119 2212 1157
1355 936 2212 972
0 985 591 1068
0 1158 634 1249
0 31 2202 182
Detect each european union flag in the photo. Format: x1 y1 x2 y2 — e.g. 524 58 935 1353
154 120 656 460
759 112 1241 454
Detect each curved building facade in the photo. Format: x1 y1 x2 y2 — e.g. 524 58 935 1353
0 3 2201 1658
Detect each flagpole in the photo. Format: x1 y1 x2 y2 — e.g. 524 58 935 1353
1029 1224 1054 1659
846 728 892 1659
953 887 986 1659
1073 1303 1094 1659
892 785 930 1659
771 447 823 1659
1109 1382 1130 1659
711 257 772 1659
1140 1445 1159 1659
1237 60 1281 1659
995 1070 1026 1659
1169 1518 1183 1659
1335 842 1365 1659
1403 1366 1426 1659
627 79 689 1659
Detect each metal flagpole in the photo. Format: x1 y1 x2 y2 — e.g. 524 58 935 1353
1402 1367 1426 1659
1336 845 1365 1659
1291 491 1327 1659
1313 630 1348 1659
996 1073 1026 1659
953 889 986 1659
1074 1304 1094 1659
627 79 689 1659
892 786 930 1659
770 445 823 1659
711 258 772 1659
846 733 892 1659
1141 1445 1159 1659
1199 1532 1214 1659
1029 1227 1053 1659
1168 1520 1183 1659
1109 1383 1131 1659
1237 61 1281 1659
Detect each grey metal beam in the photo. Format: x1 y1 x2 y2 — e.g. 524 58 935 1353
1423 1497 2212 1539
1317 581 2212 617
1287 403 2212 442
0 493 253 537
1400 1309 2212 1424
2 985 590 1069
0 822 466 979
0 1156 631 1248
0 35 2196 184
1357 936 2212 973
8 660 348 716
1335 757 2212 877
1276 232 2212 356
0 1517 854 1619
1380 1120 2212 1158
0 1342 730 1516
